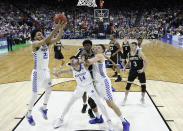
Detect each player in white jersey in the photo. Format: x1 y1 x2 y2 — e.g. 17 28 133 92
53 56 115 130
84 44 130 131
25 20 66 126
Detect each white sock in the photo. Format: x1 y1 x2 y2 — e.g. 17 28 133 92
43 88 51 109
28 92 38 116
27 110 32 117
120 115 125 122
94 112 100 119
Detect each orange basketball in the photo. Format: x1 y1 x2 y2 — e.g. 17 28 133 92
54 13 67 24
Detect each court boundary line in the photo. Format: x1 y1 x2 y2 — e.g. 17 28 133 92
146 91 172 131
12 91 172 131
12 92 45 131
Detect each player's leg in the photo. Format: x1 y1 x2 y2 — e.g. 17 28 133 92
114 54 122 82
39 80 52 120
59 53 64 70
81 92 87 113
54 86 83 129
122 70 137 105
138 72 146 104
88 85 113 130
110 56 118 77
102 79 130 131
25 70 38 126
54 94 80 129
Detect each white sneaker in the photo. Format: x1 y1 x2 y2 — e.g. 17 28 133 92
122 98 127 106
140 98 145 104
54 118 64 129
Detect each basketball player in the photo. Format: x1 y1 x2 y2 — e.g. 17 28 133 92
53 56 110 129
121 36 130 68
137 37 143 50
25 20 66 126
50 39 65 73
122 42 148 105
84 44 130 131
75 40 96 118
108 35 122 82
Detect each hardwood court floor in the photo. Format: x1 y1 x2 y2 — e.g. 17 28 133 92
0 40 183 131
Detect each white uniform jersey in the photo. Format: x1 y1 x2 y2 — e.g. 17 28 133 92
92 62 109 82
72 63 93 86
137 46 142 50
33 44 49 70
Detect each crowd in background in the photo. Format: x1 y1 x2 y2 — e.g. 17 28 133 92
0 1 183 45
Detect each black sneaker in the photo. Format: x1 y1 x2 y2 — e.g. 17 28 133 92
88 108 95 118
115 77 122 82
81 104 87 113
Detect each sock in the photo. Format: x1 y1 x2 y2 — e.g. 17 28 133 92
120 115 126 122
28 92 38 116
42 104 47 110
27 110 32 117
94 112 100 119
43 88 51 110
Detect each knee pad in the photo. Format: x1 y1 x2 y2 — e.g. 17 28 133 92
141 85 146 92
126 83 131 90
88 97 97 109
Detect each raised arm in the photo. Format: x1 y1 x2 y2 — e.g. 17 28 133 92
32 21 62 51
49 22 66 45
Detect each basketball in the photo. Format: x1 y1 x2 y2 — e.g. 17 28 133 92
54 13 67 24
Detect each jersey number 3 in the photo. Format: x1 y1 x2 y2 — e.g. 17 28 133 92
133 61 137 67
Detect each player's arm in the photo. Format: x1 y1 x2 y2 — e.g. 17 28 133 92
48 22 66 46
85 54 104 65
112 41 121 56
138 51 148 72
53 68 72 77
61 44 64 49
75 48 83 58
49 44 54 55
104 55 118 68
32 22 62 51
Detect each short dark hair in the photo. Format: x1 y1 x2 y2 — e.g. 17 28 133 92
98 44 106 53
31 29 41 40
70 56 79 60
82 40 92 46
131 42 137 46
